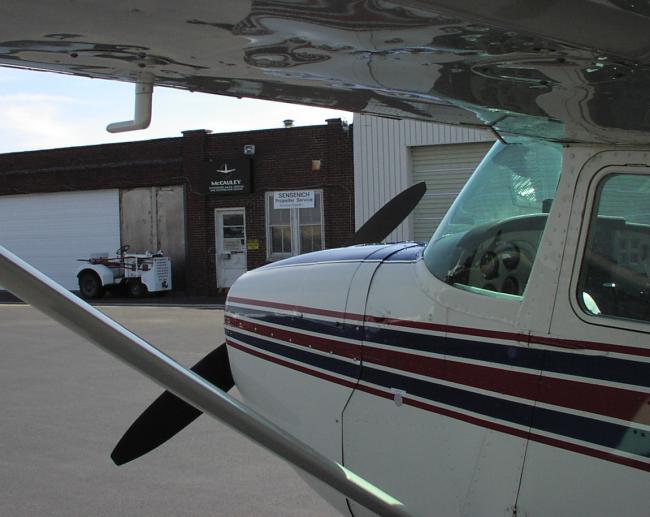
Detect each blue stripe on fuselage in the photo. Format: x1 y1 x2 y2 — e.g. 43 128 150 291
227 328 361 379
227 325 650 459
226 304 650 389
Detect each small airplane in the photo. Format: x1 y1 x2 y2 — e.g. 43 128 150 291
1 2 649 516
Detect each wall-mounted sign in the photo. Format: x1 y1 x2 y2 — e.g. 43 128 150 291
207 159 252 194
247 239 260 250
273 190 315 209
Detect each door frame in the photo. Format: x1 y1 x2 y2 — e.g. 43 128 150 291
214 207 247 288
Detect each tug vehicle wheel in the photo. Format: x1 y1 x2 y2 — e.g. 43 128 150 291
127 280 147 298
78 271 104 299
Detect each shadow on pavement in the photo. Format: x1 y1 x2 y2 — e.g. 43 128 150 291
0 289 227 307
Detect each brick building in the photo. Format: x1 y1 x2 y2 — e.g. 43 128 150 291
0 119 353 295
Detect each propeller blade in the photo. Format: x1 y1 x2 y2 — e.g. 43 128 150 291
350 181 427 245
111 343 234 466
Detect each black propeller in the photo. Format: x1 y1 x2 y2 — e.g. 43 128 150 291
112 182 426 465
111 343 233 465
349 181 427 245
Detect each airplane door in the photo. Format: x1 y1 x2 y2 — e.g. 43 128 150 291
342 257 533 517
517 154 650 517
215 208 247 288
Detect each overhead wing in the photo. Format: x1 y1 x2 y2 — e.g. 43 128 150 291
2 1 650 143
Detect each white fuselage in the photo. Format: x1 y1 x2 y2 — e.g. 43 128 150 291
225 143 650 517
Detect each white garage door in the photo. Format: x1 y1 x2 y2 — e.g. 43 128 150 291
412 142 493 242
0 190 120 290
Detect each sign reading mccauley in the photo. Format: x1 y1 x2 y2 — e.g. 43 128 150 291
207 159 252 194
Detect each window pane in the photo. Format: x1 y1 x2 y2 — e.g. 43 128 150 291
223 226 245 238
298 192 323 254
270 205 291 225
271 226 292 254
299 193 321 224
222 214 244 226
300 225 322 253
424 139 563 299
578 173 650 323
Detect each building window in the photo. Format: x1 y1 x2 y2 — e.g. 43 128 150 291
266 190 325 259
578 173 650 324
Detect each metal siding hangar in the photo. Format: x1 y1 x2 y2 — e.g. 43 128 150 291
353 114 495 243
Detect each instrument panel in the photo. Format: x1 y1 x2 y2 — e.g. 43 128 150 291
469 234 540 296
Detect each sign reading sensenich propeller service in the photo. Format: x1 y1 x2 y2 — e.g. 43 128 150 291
207 159 251 194
273 190 315 209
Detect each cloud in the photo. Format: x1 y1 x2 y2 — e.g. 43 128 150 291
0 71 351 153
0 93 84 104
0 93 103 151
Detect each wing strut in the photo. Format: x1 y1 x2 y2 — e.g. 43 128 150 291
0 245 412 517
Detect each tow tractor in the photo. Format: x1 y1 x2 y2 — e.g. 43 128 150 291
76 245 172 299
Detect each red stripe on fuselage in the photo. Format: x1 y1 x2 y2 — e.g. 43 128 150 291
226 314 650 426
227 296 364 321
365 345 650 426
227 337 650 473
225 315 360 360
226 339 358 390
227 296 650 358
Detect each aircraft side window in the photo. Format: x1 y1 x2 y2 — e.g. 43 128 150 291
578 173 650 323
423 139 563 300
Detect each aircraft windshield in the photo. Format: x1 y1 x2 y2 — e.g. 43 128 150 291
423 139 563 299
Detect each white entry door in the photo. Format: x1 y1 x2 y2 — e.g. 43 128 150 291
215 209 247 288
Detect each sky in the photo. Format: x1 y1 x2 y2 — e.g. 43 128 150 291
0 67 352 154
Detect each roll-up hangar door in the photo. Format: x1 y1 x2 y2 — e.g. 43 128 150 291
0 190 120 291
412 142 493 242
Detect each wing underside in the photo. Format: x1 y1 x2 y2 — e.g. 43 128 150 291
2 0 650 143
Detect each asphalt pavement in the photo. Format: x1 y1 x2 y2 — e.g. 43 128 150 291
0 304 337 517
